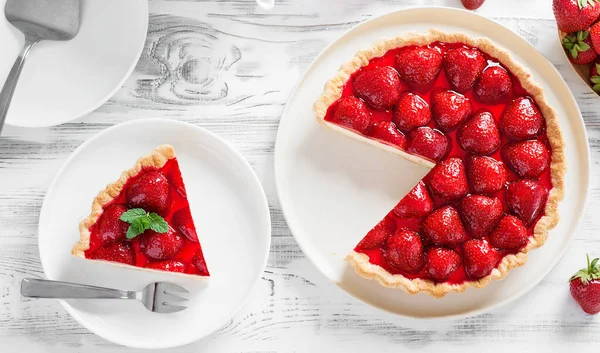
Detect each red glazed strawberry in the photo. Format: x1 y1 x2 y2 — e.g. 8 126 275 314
421 205 467 247
90 242 135 265
426 247 461 281
368 121 407 149
489 215 528 250
563 30 598 65
139 227 185 260
358 217 397 250
553 0 600 33
506 179 548 226
431 89 472 132
393 181 434 219
392 92 431 131
461 0 485 10
353 66 402 110
383 230 424 273
589 60 600 93
145 260 186 273
426 157 468 200
126 171 170 214
502 140 550 178
457 110 501 155
407 127 449 162
98 204 129 244
467 156 508 194
460 195 503 238
500 97 543 140
462 239 499 279
171 207 198 243
395 46 443 91
331 96 371 133
443 47 487 92
473 66 513 105
193 250 209 275
570 254 600 315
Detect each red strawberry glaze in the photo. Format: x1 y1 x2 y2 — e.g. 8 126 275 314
324 42 554 285
84 158 209 276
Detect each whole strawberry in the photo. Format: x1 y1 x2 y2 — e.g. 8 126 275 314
553 0 600 33
570 254 600 315
588 18 600 53
461 0 485 10
563 30 598 64
589 60 600 93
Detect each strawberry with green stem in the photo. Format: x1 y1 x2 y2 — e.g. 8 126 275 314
553 0 600 33
570 254 600 315
590 61 600 93
563 30 597 65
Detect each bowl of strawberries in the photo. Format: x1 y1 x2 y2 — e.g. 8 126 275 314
554 0 600 94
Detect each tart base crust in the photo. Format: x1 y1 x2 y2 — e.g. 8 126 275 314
314 29 566 297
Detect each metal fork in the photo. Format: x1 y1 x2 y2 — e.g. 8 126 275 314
21 278 188 314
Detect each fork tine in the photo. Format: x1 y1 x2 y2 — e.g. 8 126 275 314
157 303 187 314
157 282 189 294
161 292 188 303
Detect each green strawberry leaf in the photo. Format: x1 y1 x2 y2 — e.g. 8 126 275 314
570 254 600 285
120 208 169 239
590 76 600 84
593 83 600 92
579 42 591 51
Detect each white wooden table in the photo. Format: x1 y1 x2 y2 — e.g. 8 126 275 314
1 0 599 351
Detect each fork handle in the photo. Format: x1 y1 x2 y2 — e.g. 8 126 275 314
21 278 135 299
0 34 39 135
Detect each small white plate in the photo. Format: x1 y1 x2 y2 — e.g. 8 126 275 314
0 0 148 127
274 7 591 319
38 119 271 349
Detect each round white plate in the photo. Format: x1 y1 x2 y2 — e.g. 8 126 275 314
274 7 591 319
38 119 271 348
0 0 148 127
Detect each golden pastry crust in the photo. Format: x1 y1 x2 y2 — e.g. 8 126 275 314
313 30 566 297
71 144 175 258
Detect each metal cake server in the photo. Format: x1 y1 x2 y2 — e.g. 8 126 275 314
0 0 80 135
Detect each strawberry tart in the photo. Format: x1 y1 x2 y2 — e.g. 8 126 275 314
313 30 566 297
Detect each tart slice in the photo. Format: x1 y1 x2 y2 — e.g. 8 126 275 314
72 145 209 277
314 30 565 297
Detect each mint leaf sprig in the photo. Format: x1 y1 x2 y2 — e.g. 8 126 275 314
120 208 169 239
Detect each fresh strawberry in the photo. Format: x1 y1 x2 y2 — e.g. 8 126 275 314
383 230 424 273
457 110 501 155
193 250 209 275
90 242 135 265
139 227 185 260
426 157 468 200
421 205 467 247
589 60 600 93
126 171 171 214
473 66 513 105
426 247 461 281
171 208 198 242
591 22 600 55
443 47 487 92
563 30 598 64
467 156 508 194
460 195 503 238
462 239 500 279
407 127 449 162
502 140 550 178
506 179 548 226
461 0 485 10
431 89 472 132
553 0 600 33
358 217 397 250
392 92 431 131
489 215 528 250
98 204 129 244
145 260 186 273
368 121 407 149
353 66 402 110
395 46 443 91
570 254 600 314
500 97 544 140
331 96 371 133
393 181 434 218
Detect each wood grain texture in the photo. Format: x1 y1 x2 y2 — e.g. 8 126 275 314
1 0 600 351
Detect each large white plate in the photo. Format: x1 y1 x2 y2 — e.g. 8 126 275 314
0 0 148 127
38 119 271 348
274 7 591 319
